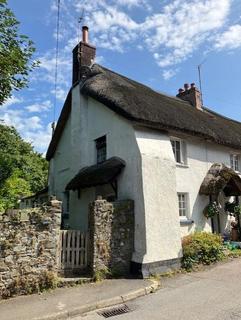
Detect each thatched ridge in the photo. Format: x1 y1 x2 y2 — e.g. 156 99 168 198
46 64 241 160
199 163 241 196
82 65 241 149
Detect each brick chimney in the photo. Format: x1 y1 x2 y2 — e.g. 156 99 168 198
176 83 202 110
72 26 96 84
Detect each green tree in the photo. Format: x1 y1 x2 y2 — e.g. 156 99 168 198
0 123 48 211
0 0 39 105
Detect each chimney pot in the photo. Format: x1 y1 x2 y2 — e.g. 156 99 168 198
191 83 195 88
82 26 89 43
176 82 202 111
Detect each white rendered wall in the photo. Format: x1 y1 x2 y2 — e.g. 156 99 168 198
174 134 238 237
48 116 71 204
135 130 182 263
49 86 143 233
48 86 182 264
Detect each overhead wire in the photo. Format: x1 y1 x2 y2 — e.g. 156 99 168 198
53 0 61 129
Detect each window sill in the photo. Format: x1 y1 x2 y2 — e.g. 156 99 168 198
180 218 194 226
176 163 189 168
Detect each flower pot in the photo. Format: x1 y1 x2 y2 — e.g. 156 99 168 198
231 228 239 241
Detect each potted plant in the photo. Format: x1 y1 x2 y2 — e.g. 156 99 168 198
231 220 239 241
203 201 220 218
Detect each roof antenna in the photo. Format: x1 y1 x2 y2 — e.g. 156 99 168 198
198 58 206 107
78 9 85 42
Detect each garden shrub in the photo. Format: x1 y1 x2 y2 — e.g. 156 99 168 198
182 232 224 270
1 271 59 299
93 266 111 282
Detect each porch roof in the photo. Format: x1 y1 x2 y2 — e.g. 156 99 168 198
65 157 126 191
199 163 241 196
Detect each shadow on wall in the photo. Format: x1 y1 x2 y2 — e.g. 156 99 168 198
192 194 210 232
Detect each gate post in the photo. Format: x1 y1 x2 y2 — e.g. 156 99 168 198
89 198 134 277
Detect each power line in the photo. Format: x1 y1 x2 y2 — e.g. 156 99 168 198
53 0 61 129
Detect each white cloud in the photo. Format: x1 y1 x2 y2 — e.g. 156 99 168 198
143 0 231 67
162 69 177 80
25 100 52 113
214 24 241 49
1 96 23 108
1 110 43 132
55 0 234 68
95 55 105 64
51 87 67 102
38 52 71 86
90 7 138 32
116 0 151 9
23 123 52 154
0 103 51 153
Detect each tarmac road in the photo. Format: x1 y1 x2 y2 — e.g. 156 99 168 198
76 258 241 320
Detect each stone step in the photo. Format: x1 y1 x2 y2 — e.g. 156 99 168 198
58 276 92 287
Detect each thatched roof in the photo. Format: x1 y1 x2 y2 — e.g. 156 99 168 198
46 64 241 160
66 157 125 191
199 163 241 196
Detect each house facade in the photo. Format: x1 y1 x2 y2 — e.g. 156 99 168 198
46 27 241 276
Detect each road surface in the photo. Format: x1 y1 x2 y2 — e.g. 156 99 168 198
73 258 241 320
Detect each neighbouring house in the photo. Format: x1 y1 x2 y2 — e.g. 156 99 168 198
46 26 241 276
20 187 49 209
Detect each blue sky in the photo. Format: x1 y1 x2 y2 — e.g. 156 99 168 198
1 0 241 154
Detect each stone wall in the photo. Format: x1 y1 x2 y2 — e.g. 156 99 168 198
89 199 134 276
0 199 61 298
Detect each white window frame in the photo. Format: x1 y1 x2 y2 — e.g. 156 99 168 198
177 193 189 218
230 153 240 172
96 135 107 164
170 137 187 165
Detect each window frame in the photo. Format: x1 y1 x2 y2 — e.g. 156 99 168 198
95 135 107 164
170 137 187 165
230 153 240 172
177 193 189 218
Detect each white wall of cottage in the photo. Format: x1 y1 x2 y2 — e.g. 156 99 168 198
173 134 237 237
48 85 183 264
134 130 182 263
48 84 238 265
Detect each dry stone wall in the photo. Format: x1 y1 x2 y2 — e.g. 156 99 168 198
0 199 61 298
89 199 134 277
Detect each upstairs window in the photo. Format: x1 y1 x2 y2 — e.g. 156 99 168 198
230 154 239 171
178 193 188 217
171 138 187 164
96 135 106 164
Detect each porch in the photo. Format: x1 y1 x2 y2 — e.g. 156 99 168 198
199 163 241 239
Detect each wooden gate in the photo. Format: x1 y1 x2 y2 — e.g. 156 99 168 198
59 230 88 272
